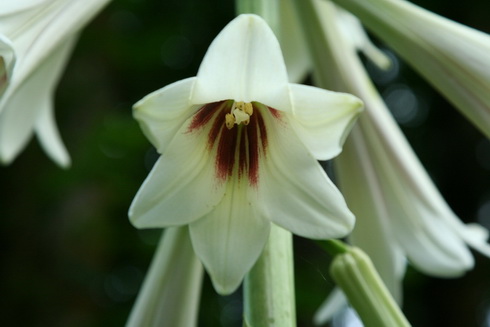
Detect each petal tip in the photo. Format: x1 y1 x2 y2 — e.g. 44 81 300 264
209 272 242 296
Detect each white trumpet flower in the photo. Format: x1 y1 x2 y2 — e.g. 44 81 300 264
0 0 111 166
129 14 363 295
332 0 490 138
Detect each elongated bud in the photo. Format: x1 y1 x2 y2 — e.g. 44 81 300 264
330 247 411 327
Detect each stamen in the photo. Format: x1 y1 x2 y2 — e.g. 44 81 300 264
244 102 253 116
226 101 253 128
225 113 235 129
189 100 282 187
232 108 250 125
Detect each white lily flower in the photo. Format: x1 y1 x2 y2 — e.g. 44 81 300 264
129 14 363 295
332 0 490 138
0 0 111 166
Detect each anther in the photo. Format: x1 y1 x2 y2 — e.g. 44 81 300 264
225 101 253 128
225 113 235 129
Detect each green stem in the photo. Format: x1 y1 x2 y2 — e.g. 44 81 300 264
235 0 280 34
316 239 349 256
243 225 296 327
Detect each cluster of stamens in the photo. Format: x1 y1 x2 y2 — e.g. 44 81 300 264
225 101 254 129
188 100 281 186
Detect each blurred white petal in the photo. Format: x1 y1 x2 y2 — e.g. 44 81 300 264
333 0 490 138
0 0 110 165
0 37 76 165
126 227 203 327
314 288 348 325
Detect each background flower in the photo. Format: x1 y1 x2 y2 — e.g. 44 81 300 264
331 0 490 139
0 0 111 166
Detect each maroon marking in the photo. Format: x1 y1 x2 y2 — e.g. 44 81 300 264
238 127 247 180
188 101 226 132
188 101 272 186
247 114 260 186
215 122 238 183
255 109 268 152
268 107 281 119
207 106 228 150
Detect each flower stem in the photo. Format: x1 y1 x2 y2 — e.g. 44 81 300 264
235 0 280 35
316 239 349 256
243 224 296 327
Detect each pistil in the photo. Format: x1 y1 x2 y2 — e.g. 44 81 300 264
225 101 254 129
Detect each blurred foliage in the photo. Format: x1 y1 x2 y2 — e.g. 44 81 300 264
1 0 490 326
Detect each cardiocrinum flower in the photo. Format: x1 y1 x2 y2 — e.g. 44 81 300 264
331 0 490 138
0 0 111 166
129 14 363 295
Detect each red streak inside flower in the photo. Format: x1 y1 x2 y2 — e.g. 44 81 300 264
188 101 280 187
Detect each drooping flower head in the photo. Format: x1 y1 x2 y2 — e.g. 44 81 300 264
331 0 490 138
0 0 111 166
287 1 490 323
129 14 363 294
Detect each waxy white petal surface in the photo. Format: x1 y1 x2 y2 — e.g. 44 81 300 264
259 114 355 239
189 181 270 295
193 15 291 112
129 120 225 228
133 77 197 153
288 83 362 160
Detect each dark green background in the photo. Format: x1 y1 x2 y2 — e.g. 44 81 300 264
1 0 490 326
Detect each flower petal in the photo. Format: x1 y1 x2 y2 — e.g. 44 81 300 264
126 227 203 327
133 77 197 153
3 0 111 83
258 115 355 240
192 14 291 112
277 0 311 83
335 6 391 70
336 132 407 300
129 119 226 228
0 0 48 14
35 96 70 168
314 288 347 325
0 37 75 165
288 83 362 160
333 0 490 138
350 116 475 276
189 181 270 295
